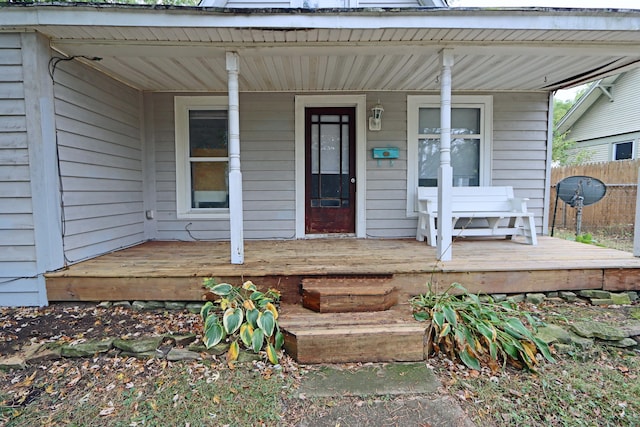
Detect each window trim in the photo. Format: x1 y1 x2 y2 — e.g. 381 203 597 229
612 140 634 161
406 95 493 216
174 96 230 219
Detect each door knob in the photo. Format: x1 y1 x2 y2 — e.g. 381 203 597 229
350 177 356 184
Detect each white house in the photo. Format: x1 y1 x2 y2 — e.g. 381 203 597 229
1 2 640 306
556 69 640 164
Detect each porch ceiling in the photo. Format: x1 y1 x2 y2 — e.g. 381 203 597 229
8 6 640 92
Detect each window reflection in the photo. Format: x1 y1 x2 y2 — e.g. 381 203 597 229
418 107 481 187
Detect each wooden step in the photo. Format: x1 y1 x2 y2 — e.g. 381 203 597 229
301 277 398 313
279 305 426 364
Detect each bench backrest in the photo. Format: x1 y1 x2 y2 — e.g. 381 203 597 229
417 186 518 213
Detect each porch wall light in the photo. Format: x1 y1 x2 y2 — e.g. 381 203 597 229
368 100 384 131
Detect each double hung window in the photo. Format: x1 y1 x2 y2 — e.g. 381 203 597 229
407 95 492 214
175 96 229 219
613 141 633 161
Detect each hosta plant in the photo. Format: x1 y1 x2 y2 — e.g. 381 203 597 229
410 282 554 371
200 279 284 365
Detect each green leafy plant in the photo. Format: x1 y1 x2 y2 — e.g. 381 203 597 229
200 280 284 365
575 233 593 244
410 283 554 371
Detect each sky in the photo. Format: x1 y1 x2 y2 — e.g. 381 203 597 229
450 0 639 7
555 86 585 101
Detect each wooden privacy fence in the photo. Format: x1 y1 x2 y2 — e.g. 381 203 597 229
550 159 639 233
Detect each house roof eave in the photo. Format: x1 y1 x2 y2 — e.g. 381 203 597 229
4 4 640 93
556 73 623 134
2 4 640 32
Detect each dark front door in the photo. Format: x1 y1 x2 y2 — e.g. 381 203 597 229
305 107 356 234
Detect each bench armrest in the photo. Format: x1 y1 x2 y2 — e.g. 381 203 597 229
417 196 437 213
509 197 529 213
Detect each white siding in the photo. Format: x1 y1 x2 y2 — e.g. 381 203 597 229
240 93 296 238
53 60 145 262
0 33 40 305
366 92 414 237
492 93 549 230
569 69 640 143
153 91 548 240
152 92 296 240
568 131 640 163
589 144 610 163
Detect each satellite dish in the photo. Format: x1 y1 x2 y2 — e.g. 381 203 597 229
557 176 607 207
551 175 607 236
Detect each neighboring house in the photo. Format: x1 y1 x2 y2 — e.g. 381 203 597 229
556 69 640 163
1 3 640 306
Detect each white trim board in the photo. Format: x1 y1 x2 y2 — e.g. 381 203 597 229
4 8 640 33
174 95 230 220
294 94 367 238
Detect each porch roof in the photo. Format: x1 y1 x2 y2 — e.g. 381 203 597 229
3 5 640 92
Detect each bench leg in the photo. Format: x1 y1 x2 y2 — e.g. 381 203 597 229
506 216 518 241
487 217 502 232
427 214 437 247
416 212 426 242
522 214 537 245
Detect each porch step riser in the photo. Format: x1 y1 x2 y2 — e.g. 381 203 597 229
279 304 426 363
283 326 426 364
302 290 398 313
301 277 397 313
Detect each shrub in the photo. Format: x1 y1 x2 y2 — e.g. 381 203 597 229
410 283 554 371
200 280 284 365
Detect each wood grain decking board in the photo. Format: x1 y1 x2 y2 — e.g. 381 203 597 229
45 237 640 301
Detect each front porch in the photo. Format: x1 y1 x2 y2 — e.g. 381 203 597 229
46 236 640 303
45 237 640 363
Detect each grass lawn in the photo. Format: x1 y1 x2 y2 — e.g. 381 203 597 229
0 304 300 426
1 357 296 426
552 227 634 253
439 344 640 426
2 300 639 426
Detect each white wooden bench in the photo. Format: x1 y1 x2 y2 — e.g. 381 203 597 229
416 186 537 246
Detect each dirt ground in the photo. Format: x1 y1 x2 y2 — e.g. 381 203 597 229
1 299 639 426
0 303 202 358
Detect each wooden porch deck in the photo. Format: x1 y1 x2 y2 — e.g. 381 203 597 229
46 236 640 303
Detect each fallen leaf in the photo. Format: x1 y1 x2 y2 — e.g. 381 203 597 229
19 371 37 387
99 402 115 416
67 374 82 387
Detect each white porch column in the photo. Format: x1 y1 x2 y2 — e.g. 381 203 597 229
226 52 244 264
437 49 454 261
